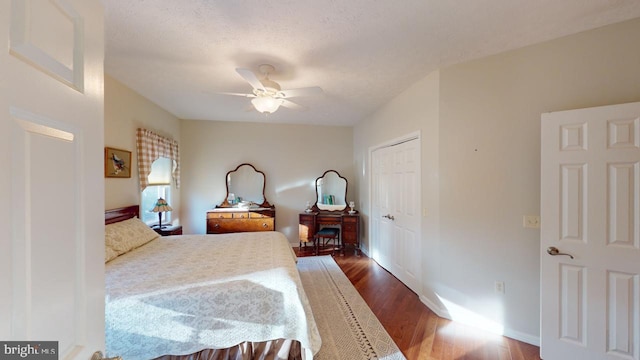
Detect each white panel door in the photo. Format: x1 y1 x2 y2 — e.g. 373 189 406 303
372 145 393 272
390 139 420 292
541 102 640 360
371 138 421 293
0 1 105 359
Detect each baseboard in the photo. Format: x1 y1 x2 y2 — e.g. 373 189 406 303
359 247 370 257
419 294 450 319
503 328 540 347
418 295 540 347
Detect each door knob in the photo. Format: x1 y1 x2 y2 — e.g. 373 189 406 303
382 214 395 221
546 246 574 259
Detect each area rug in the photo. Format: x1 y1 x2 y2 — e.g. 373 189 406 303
297 256 406 360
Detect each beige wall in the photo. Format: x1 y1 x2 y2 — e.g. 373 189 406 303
180 119 354 242
354 17 640 344
353 70 441 284
104 74 354 241
104 75 182 222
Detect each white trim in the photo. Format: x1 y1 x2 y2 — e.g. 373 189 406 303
419 294 449 318
503 329 540 347
368 131 421 152
418 295 541 346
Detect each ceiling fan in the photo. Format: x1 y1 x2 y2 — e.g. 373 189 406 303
223 64 324 114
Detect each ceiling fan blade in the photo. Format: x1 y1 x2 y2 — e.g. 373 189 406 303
236 68 265 91
218 92 256 97
280 99 307 110
279 86 323 98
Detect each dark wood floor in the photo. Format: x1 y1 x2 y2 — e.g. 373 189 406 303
295 246 542 360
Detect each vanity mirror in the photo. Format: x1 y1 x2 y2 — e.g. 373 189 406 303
220 163 271 208
314 170 347 212
300 169 360 255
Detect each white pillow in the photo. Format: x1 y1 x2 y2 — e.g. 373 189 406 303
105 217 159 256
105 245 119 263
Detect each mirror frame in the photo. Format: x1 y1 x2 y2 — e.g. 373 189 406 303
312 170 348 212
218 163 273 208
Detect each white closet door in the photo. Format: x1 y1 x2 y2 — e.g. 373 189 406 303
372 145 394 272
371 137 421 293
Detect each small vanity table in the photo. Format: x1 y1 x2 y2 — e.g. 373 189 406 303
207 163 276 234
299 170 360 255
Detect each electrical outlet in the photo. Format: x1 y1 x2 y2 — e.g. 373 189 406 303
523 215 540 229
495 281 505 294
422 208 429 217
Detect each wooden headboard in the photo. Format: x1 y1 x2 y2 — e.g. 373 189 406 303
105 205 140 224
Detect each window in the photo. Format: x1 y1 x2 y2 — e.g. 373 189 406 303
141 157 175 225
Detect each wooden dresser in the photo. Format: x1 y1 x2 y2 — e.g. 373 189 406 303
209 163 276 234
299 211 360 255
207 207 275 234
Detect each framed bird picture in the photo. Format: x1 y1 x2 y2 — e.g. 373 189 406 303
105 147 132 178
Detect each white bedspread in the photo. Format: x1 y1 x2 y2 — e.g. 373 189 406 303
105 232 321 360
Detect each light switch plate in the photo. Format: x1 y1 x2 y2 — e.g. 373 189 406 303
523 215 540 228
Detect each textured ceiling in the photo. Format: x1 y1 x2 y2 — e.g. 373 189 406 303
105 1 640 126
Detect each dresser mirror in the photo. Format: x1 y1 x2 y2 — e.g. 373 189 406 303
314 170 347 211
220 163 271 208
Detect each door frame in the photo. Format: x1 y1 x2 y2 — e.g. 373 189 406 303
368 131 421 283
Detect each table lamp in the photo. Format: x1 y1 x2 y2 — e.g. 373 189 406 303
152 198 173 229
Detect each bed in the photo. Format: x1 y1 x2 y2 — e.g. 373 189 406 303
104 205 321 360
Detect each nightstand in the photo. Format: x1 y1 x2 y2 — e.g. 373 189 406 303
152 225 183 236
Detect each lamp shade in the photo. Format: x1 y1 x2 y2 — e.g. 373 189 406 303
151 198 173 213
252 96 283 114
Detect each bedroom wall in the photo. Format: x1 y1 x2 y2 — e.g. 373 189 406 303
438 17 640 342
353 17 640 345
352 70 441 287
179 119 354 243
104 75 182 222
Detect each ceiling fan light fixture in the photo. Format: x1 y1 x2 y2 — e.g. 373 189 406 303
251 96 283 114
228 65 323 114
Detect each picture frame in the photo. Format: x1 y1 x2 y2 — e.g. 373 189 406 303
105 147 132 178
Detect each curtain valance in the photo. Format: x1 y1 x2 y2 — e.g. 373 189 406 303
136 128 180 191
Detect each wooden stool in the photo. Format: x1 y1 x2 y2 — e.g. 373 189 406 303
314 228 340 256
